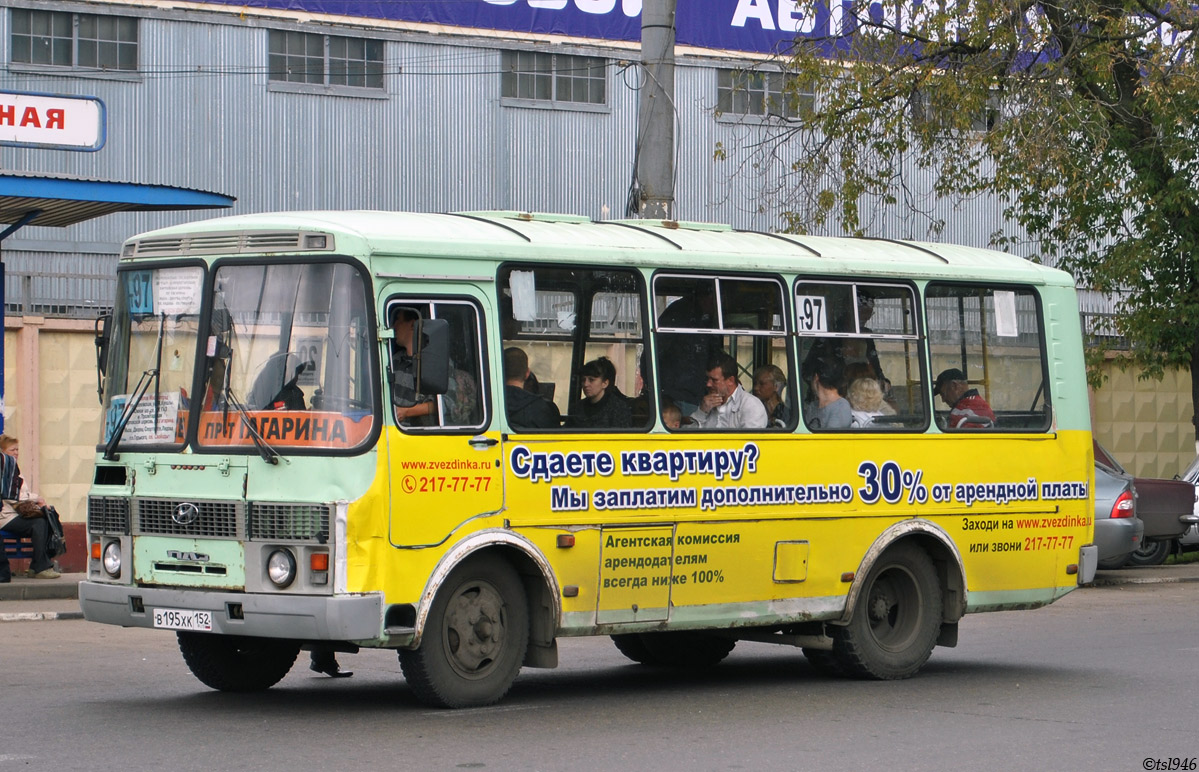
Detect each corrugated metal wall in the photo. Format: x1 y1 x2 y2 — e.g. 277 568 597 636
1 0 1054 315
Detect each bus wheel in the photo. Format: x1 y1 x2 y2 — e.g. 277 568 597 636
176 632 299 692
801 648 846 677
611 634 661 665
833 543 941 680
399 555 529 709
639 631 736 668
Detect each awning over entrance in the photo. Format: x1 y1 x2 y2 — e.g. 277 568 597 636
0 170 235 231
0 170 234 432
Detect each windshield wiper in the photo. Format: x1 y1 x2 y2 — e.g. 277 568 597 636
102 367 158 461
223 386 283 465
103 313 167 461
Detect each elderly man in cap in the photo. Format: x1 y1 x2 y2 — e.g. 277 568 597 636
933 368 995 429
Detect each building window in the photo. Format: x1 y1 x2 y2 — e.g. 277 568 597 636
502 51 606 106
10 9 137 71
268 30 384 89
910 89 1000 134
717 69 812 119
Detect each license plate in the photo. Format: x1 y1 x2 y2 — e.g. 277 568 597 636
152 608 213 632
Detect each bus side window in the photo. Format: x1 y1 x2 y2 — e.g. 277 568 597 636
656 274 790 431
796 282 925 431
499 264 649 432
385 299 488 432
925 284 1049 432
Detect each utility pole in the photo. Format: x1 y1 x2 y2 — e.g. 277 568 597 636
636 0 676 220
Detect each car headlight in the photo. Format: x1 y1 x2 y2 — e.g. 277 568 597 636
102 541 122 577
267 549 297 588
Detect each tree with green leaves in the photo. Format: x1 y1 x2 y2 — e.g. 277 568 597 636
736 1 1199 441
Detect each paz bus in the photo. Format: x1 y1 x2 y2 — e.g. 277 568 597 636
79 210 1096 708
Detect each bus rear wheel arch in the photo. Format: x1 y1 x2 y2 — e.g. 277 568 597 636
831 542 943 680
399 553 530 709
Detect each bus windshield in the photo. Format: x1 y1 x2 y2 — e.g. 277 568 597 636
101 260 377 453
197 261 376 451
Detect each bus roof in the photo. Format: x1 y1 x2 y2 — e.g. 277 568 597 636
122 210 1074 287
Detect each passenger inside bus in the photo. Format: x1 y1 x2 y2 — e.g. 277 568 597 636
804 355 852 430
504 347 560 430
933 368 996 429
391 307 436 425
691 352 768 430
572 356 632 429
848 374 895 428
752 364 789 428
656 285 722 417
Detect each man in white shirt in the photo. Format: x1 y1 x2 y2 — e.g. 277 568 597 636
690 353 768 430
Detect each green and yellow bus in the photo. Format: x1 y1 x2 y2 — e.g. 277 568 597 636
80 210 1095 708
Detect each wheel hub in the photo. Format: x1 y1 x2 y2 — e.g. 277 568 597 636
444 582 506 677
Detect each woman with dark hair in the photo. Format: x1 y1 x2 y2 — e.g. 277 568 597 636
573 356 632 429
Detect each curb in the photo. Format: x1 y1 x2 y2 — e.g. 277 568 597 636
0 610 84 622
1090 574 1199 587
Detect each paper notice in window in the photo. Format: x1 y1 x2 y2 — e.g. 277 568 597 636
993 290 1018 337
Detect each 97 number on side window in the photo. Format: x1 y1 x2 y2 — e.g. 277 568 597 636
795 295 827 333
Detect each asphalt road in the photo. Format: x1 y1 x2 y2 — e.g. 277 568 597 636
5 581 1197 772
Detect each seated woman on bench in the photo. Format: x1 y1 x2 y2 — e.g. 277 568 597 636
0 436 59 581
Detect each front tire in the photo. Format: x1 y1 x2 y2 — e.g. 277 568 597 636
399 554 529 709
1124 539 1172 567
832 543 942 680
176 633 299 692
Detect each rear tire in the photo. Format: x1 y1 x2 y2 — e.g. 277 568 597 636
832 543 941 680
177 632 299 692
611 634 661 665
1124 539 1171 567
399 554 529 709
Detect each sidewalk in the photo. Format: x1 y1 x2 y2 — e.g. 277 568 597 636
0 572 85 621
2 562 1198 622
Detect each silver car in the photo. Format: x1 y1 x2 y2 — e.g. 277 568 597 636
1094 451 1145 570
1176 456 1199 554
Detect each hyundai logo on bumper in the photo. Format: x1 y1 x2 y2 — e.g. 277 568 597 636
172 502 200 526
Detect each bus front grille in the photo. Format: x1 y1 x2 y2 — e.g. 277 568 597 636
136 499 243 538
87 496 131 535
248 502 331 542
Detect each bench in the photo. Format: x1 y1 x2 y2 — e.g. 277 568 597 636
1 530 34 561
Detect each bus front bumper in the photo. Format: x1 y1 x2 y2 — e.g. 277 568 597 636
79 581 384 641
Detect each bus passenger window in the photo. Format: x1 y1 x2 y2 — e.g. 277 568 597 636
499 264 649 432
796 281 925 431
925 285 1050 432
655 274 790 431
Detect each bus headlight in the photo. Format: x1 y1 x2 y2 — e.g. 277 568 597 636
267 549 297 588
102 541 122 577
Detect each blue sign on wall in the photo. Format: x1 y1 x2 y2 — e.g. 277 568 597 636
194 0 849 55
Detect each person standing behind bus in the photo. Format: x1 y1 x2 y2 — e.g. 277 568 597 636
933 368 996 429
504 347 560 430
691 353 767 430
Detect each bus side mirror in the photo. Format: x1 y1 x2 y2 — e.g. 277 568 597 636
94 313 111 404
390 317 450 406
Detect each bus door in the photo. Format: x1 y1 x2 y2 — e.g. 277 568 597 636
383 294 501 548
